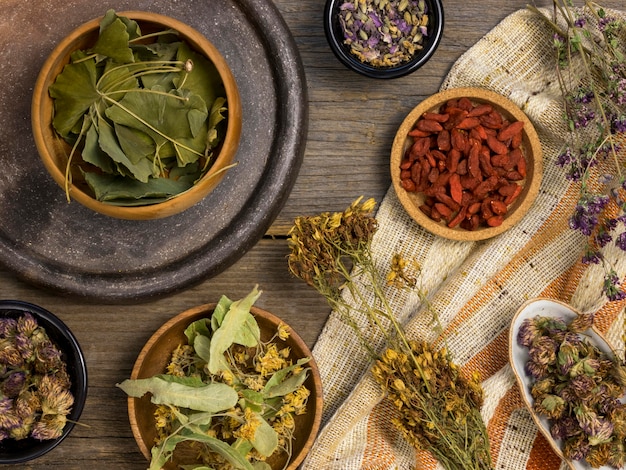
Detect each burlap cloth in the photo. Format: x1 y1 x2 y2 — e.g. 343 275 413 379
303 6 626 470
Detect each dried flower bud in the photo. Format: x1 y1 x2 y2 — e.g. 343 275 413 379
16 313 38 336
529 336 559 367
563 433 591 461
0 318 17 338
568 312 594 332
1 371 26 398
517 318 540 347
612 361 626 387
30 414 66 441
0 345 24 368
535 394 566 419
607 439 626 468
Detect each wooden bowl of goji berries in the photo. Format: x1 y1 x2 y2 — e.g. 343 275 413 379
391 87 543 241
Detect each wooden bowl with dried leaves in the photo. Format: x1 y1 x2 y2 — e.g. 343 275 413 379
124 296 323 470
391 87 543 241
32 10 242 220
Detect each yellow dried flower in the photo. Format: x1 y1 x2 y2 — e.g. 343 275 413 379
234 408 261 441
277 323 290 341
255 343 287 376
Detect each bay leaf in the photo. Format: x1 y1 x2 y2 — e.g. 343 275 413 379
117 377 237 412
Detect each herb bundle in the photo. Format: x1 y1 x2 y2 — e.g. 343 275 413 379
528 1 626 301
117 287 312 470
0 313 74 442
49 10 229 205
517 313 626 468
287 197 492 470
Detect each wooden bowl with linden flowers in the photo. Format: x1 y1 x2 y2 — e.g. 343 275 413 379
118 287 323 470
31 9 242 220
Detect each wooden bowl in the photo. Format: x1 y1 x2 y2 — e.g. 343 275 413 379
127 303 323 470
391 87 542 241
31 11 242 220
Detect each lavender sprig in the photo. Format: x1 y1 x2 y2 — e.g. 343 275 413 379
530 1 626 301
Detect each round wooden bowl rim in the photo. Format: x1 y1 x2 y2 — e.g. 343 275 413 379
31 11 242 220
127 303 323 470
390 87 543 241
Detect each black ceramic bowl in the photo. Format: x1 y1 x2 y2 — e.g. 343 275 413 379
324 0 444 78
0 301 88 464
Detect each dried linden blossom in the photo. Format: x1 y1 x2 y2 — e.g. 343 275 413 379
339 0 429 67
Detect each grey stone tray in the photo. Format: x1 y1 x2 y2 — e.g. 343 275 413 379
0 0 307 303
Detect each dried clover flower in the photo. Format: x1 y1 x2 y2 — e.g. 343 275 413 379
518 312 626 467
0 313 74 442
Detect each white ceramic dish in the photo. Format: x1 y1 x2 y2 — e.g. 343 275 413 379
509 298 619 470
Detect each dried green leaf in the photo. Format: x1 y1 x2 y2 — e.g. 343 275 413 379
116 376 237 412
211 295 234 330
48 51 99 138
208 286 262 374
84 171 193 203
92 15 134 63
263 358 310 398
250 414 278 457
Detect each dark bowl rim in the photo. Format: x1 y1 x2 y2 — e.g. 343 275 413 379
0 300 88 464
323 0 445 79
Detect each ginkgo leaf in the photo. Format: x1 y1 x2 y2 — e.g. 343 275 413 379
92 15 134 63
49 51 99 138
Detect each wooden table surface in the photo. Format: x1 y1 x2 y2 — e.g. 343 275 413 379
2 0 622 468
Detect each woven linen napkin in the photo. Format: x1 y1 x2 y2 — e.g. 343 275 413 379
303 6 626 470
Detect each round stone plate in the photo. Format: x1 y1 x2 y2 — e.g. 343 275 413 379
0 0 307 302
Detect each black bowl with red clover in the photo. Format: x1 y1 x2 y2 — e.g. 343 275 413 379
324 0 444 79
0 301 87 464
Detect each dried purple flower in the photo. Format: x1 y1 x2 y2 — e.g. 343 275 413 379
0 317 17 338
1 371 26 398
529 336 559 367
550 416 582 441
563 434 591 461
516 317 539 347
561 312 595 334
16 313 38 336
535 394 566 419
0 313 74 442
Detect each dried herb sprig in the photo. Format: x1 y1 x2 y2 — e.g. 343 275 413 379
518 313 626 468
528 1 626 301
0 313 74 442
287 197 492 470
